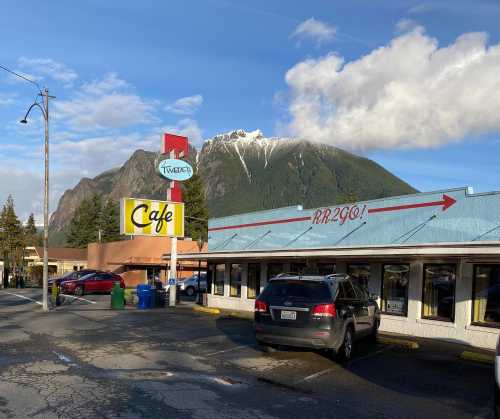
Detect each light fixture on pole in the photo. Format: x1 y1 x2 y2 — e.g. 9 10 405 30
20 88 55 312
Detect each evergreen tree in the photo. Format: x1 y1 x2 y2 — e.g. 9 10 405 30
181 172 209 241
0 196 25 275
66 195 122 247
66 194 102 248
24 213 38 246
100 199 121 243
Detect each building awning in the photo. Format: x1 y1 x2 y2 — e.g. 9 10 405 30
162 241 500 261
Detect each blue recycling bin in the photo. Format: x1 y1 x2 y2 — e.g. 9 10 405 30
137 284 152 309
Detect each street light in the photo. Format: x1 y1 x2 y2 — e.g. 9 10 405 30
20 88 54 312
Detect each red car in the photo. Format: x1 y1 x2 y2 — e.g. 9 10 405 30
61 272 124 296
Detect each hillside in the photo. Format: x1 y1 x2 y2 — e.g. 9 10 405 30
49 129 417 244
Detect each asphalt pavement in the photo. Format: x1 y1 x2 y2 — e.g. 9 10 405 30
0 288 494 419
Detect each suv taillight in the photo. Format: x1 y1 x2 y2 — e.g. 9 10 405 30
254 299 268 313
312 303 337 318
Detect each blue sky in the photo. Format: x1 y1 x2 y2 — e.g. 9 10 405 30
1 0 500 222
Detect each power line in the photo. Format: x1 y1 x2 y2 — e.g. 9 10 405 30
0 63 42 93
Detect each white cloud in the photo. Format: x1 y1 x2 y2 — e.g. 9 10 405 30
54 73 155 131
17 57 78 86
284 26 500 150
165 94 203 115
395 19 420 34
0 93 15 106
291 18 336 45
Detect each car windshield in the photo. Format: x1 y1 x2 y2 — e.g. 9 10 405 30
262 280 332 300
78 273 96 281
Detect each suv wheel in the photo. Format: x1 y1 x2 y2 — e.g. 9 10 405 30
339 327 353 361
186 286 195 297
370 319 380 341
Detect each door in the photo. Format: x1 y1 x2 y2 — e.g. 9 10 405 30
84 275 99 293
338 281 369 334
99 273 115 293
352 281 372 333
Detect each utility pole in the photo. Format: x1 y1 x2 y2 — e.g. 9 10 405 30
169 236 177 306
42 88 50 312
20 88 53 312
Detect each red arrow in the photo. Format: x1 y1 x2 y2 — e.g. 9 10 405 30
368 194 456 215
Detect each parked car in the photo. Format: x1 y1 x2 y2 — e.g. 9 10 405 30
254 273 380 361
61 271 124 296
178 273 207 296
495 335 500 418
48 269 100 291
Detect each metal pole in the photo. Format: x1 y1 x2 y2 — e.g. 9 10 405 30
169 236 177 306
42 88 49 312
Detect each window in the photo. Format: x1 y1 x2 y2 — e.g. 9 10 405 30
317 262 336 276
472 265 500 327
73 266 78 271
229 264 242 297
214 264 225 296
267 263 283 280
247 263 261 299
261 280 331 300
290 262 306 275
348 263 370 289
338 281 357 299
381 264 410 316
352 282 369 301
422 264 456 322
206 265 214 294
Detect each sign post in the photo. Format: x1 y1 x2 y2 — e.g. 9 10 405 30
161 133 191 307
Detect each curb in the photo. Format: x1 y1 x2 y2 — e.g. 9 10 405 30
192 306 220 315
377 336 419 350
224 311 253 320
460 350 494 365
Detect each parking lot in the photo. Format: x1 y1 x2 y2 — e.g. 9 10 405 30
0 288 494 419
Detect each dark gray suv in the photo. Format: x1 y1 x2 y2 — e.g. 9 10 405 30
254 274 380 360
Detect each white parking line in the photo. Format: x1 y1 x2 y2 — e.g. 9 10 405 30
60 294 97 304
205 345 252 357
296 367 337 383
1 291 42 306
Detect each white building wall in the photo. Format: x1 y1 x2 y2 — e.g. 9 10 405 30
206 258 500 349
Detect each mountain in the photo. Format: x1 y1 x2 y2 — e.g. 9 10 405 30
49 129 417 244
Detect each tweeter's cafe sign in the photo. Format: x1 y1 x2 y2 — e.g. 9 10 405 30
120 197 184 237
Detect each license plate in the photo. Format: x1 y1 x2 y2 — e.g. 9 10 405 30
281 310 297 320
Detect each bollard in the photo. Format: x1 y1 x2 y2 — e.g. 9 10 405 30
111 282 125 310
51 283 61 306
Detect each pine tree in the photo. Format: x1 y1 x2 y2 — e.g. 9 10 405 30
66 194 103 248
100 200 121 243
66 195 123 247
181 172 209 241
0 196 25 278
24 213 38 246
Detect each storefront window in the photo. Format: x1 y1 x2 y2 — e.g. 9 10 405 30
317 263 336 276
207 264 214 294
267 263 283 280
247 263 261 299
290 263 306 275
422 264 456 322
472 265 500 327
348 263 370 289
214 264 225 296
230 264 242 297
381 264 410 316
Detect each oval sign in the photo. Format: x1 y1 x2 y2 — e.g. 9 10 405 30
158 159 193 181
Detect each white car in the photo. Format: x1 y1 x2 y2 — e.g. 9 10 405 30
178 274 207 297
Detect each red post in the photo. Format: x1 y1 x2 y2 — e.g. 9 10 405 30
162 133 189 203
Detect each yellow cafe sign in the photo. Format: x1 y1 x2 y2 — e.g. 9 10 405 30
120 198 184 237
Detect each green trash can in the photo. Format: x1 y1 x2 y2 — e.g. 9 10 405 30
111 282 125 310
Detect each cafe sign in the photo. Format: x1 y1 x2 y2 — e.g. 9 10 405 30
120 197 184 237
158 158 193 181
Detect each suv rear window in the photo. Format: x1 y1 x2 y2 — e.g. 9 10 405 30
262 280 332 300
